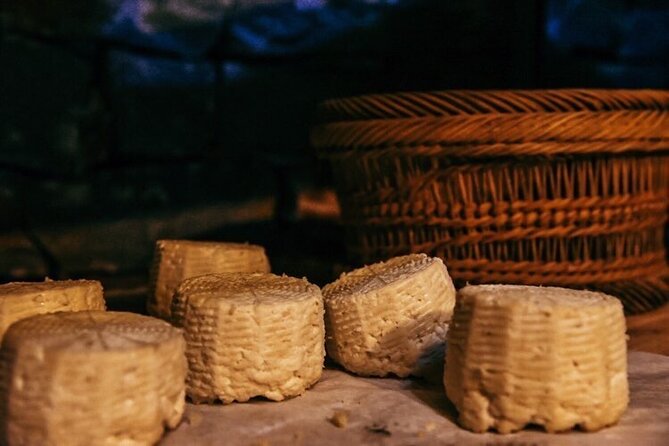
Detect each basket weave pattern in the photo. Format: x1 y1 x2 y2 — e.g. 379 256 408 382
314 90 669 314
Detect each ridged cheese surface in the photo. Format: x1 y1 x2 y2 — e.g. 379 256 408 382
172 272 324 404
0 279 105 341
322 254 456 378
0 311 186 446
147 240 271 320
444 284 628 434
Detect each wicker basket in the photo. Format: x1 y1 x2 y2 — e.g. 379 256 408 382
312 89 669 314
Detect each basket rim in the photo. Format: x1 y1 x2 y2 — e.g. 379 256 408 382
318 88 669 122
315 140 669 159
312 109 669 158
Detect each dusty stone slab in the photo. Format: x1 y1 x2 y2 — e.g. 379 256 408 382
162 351 669 445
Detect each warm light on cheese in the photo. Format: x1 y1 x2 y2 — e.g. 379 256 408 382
322 254 456 378
0 279 105 341
0 311 186 446
147 240 271 320
172 272 324 404
444 285 629 434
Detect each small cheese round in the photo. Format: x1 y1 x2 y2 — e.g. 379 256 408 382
0 311 186 446
444 284 628 434
322 254 456 378
0 279 105 341
147 240 271 320
172 272 324 404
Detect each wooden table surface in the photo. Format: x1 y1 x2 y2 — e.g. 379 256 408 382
627 303 669 356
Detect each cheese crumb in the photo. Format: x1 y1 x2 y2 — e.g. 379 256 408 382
329 410 350 428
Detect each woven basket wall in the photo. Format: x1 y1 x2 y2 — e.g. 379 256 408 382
312 89 669 314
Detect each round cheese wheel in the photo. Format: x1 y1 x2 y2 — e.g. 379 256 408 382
0 311 186 446
322 254 456 378
444 284 628 434
147 240 271 320
0 279 105 341
172 272 324 404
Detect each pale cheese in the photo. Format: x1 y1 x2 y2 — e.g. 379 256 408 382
322 254 456 378
444 284 629 434
147 240 271 320
172 272 324 404
0 311 186 446
0 279 105 341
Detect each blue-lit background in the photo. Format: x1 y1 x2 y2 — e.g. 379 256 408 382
0 0 667 307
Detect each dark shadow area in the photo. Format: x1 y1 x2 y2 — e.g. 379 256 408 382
408 380 459 424
0 0 667 306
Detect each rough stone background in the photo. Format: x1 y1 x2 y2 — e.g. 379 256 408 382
0 0 667 310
